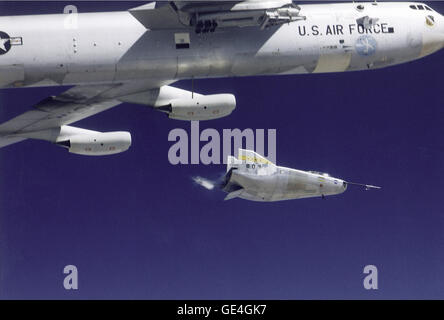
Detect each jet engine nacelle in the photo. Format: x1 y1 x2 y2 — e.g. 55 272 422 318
57 131 132 156
157 94 236 121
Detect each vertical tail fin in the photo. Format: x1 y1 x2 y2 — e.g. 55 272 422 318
226 154 242 172
237 148 275 165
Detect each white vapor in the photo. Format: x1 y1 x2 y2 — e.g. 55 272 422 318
192 176 216 190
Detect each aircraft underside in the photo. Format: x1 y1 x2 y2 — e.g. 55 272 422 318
0 1 442 155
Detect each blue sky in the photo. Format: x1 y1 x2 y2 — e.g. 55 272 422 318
0 1 444 299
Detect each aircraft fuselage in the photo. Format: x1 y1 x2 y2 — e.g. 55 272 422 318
0 2 443 88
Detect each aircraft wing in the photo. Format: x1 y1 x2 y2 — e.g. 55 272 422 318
129 1 305 33
0 80 172 150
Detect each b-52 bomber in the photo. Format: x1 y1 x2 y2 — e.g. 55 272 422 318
0 1 442 155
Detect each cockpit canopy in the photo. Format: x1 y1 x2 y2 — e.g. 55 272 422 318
309 171 330 177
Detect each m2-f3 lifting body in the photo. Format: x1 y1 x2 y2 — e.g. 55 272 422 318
195 149 380 202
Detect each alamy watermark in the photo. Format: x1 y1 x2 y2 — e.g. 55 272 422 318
63 5 79 30
60 263 378 292
168 121 277 165
363 265 378 290
63 265 78 290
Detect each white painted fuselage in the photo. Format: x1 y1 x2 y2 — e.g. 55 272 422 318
223 149 347 202
0 2 443 89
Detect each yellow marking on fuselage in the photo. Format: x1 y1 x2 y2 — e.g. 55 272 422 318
239 155 273 165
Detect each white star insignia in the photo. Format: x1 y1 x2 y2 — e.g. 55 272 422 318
362 39 374 54
357 38 375 54
0 37 9 52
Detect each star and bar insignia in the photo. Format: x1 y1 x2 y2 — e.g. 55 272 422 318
0 31 23 55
